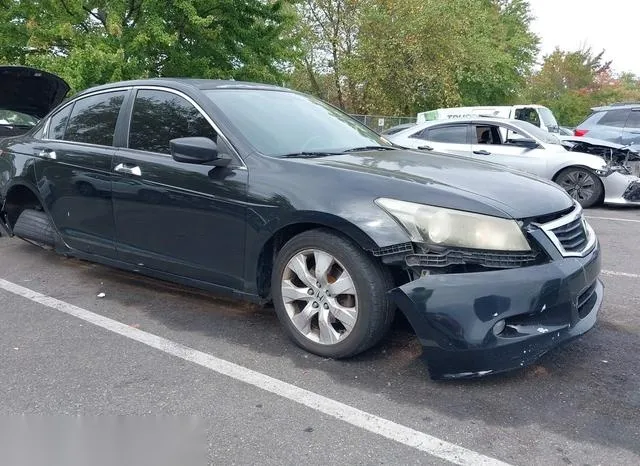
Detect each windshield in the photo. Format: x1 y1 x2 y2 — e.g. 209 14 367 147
205 89 391 157
510 119 562 145
538 107 559 131
0 109 38 127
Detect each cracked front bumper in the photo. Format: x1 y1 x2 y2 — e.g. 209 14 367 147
390 242 602 380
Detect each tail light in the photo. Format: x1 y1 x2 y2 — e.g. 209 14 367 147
574 129 589 137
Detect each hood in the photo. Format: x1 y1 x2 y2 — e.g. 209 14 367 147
311 149 574 219
0 66 70 119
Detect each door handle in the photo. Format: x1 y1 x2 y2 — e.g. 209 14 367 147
37 150 57 160
114 163 142 176
473 150 491 155
418 145 434 151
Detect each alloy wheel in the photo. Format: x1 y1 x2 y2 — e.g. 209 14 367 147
281 249 358 345
557 170 596 203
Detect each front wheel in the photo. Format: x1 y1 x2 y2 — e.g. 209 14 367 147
555 167 604 208
272 229 394 358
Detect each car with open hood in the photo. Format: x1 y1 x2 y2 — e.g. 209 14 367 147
0 79 603 379
0 66 69 139
387 116 640 208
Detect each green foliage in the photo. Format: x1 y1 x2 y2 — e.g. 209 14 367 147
0 0 299 93
289 0 538 115
526 48 640 126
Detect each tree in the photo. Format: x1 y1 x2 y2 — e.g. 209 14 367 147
525 47 640 125
0 0 299 93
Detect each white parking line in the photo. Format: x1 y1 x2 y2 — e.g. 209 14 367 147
602 270 640 279
586 215 640 224
0 278 509 466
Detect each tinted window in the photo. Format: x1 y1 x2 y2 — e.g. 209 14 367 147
129 90 217 155
48 105 73 140
598 109 630 128
625 110 640 129
408 128 430 140
428 125 468 143
64 91 126 146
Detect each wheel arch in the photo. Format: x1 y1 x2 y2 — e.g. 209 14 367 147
1 181 47 230
552 164 605 206
252 214 384 299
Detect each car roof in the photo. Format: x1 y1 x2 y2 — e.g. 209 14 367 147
592 102 640 112
72 78 288 98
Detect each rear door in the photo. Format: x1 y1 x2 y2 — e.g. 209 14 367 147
407 124 472 157
32 89 128 257
111 88 248 289
622 109 640 146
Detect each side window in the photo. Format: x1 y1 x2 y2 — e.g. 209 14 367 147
64 91 126 146
624 110 640 129
47 104 74 140
409 128 430 140
515 108 541 127
428 125 468 144
474 125 502 144
598 109 630 128
129 90 217 155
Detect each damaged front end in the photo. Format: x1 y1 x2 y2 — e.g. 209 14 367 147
384 203 603 380
561 136 640 177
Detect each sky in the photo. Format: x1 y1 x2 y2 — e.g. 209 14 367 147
528 0 639 75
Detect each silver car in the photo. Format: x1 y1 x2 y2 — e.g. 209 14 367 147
387 117 640 208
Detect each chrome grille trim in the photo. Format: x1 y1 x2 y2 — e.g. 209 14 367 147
533 203 597 258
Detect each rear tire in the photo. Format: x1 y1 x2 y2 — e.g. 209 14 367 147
13 209 57 249
272 229 395 359
554 167 604 208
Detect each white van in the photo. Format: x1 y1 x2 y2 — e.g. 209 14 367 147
416 104 560 133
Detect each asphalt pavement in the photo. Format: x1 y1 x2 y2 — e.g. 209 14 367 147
0 206 639 465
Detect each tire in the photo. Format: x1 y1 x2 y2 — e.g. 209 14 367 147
272 229 395 358
13 209 57 249
554 167 604 208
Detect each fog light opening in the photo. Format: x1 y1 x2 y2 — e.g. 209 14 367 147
493 319 506 336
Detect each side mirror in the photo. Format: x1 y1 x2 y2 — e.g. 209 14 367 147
170 137 230 166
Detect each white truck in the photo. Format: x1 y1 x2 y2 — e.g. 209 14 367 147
416 104 560 133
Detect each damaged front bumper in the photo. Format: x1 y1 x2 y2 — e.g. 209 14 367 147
602 171 640 204
390 242 602 380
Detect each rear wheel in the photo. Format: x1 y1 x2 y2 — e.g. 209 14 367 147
555 167 603 208
13 209 57 249
272 229 394 358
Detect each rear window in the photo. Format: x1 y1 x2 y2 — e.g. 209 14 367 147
64 91 126 146
598 109 630 128
427 125 468 143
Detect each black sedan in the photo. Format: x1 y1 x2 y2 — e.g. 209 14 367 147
0 78 603 379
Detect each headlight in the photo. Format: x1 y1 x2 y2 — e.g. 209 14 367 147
375 198 531 251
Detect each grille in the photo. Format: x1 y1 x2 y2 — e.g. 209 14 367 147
550 217 588 253
405 250 538 269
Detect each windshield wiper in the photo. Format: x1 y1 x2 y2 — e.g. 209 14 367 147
341 146 398 153
278 151 342 159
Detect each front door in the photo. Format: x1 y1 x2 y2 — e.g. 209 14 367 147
32 90 127 257
112 88 248 290
470 124 546 177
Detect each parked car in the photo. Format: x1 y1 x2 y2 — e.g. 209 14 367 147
573 103 640 145
559 126 574 136
417 104 560 133
388 116 640 208
0 79 602 379
0 66 69 139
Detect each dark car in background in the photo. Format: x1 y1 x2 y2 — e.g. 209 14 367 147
0 78 603 379
0 66 69 139
573 103 640 146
